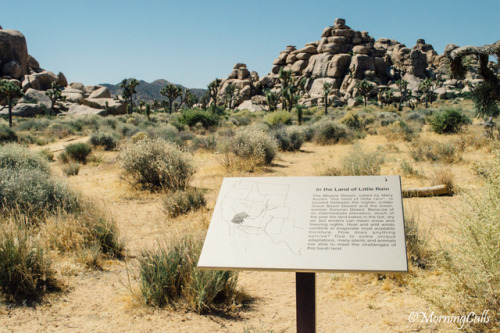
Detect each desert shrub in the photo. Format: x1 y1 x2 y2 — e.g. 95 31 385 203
427 108 471 134
0 143 49 173
341 144 385 176
0 124 17 144
313 120 355 145
399 159 423 178
63 162 80 176
177 109 218 128
89 132 118 151
263 110 291 126
408 139 462 163
43 123 73 139
16 118 51 132
427 149 499 332
116 122 140 137
64 142 92 163
120 138 194 191
222 126 278 171
0 168 79 216
191 135 217 152
271 126 304 152
39 148 54 162
380 121 420 142
431 168 454 193
163 188 206 218
341 112 363 130
138 235 239 313
146 124 181 145
300 124 316 142
376 111 400 126
0 221 58 302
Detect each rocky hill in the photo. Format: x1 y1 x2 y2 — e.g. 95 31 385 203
217 18 495 111
101 79 206 104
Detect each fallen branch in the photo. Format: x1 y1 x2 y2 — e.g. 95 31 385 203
402 184 453 198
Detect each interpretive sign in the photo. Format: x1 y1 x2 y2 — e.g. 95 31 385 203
198 176 408 273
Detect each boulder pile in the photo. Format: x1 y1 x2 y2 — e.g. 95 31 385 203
0 26 126 118
218 18 495 110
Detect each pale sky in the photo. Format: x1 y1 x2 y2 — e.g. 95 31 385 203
2 0 499 88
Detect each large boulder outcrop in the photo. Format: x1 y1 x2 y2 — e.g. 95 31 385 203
22 70 59 91
82 98 126 115
0 30 29 78
66 104 107 116
0 103 44 117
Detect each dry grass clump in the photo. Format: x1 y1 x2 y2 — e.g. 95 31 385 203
221 126 278 172
404 212 432 269
62 161 81 176
137 235 241 314
379 120 420 142
163 188 206 218
408 138 462 163
42 200 124 265
399 159 424 178
341 144 385 176
424 149 500 332
430 168 455 192
120 137 194 191
0 218 59 302
0 124 18 144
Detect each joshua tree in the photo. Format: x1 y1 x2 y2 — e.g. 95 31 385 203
116 78 139 115
355 79 373 107
160 84 182 114
45 82 66 116
145 103 151 121
322 82 332 115
377 88 393 108
395 79 410 111
444 41 500 121
223 83 236 109
138 100 145 113
185 91 198 108
207 78 222 110
264 89 280 112
200 92 210 110
296 104 306 125
0 80 24 127
418 78 436 108
279 68 304 112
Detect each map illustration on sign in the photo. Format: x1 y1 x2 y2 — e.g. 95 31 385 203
198 176 408 273
222 180 304 255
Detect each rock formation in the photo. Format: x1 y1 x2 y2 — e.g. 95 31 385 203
0 26 126 117
222 18 496 110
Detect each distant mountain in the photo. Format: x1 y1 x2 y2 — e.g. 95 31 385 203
100 79 206 104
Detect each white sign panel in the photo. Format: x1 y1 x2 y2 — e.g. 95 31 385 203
198 176 408 273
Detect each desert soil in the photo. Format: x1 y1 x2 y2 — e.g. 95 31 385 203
1 132 489 333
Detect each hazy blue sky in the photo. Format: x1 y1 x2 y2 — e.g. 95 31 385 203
2 0 499 88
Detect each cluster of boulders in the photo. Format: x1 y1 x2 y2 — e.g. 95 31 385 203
217 18 496 110
0 26 126 118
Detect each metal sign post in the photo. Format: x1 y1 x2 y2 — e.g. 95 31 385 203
296 272 316 333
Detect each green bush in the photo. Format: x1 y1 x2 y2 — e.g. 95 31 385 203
427 108 471 134
89 132 118 151
177 109 218 128
64 142 92 163
0 124 17 144
0 221 58 302
138 235 239 313
313 120 354 145
263 110 292 126
120 138 194 191
163 188 206 218
341 144 385 176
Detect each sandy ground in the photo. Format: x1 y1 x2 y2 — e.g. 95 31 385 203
1 131 492 332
